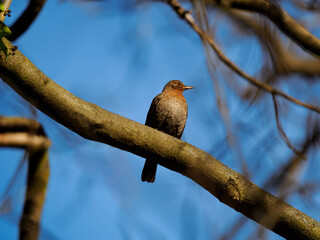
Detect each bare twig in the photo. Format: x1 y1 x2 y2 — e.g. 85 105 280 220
0 116 50 240
206 0 320 57
224 12 320 103
0 153 27 214
272 93 302 156
192 0 250 178
227 11 320 77
164 0 320 114
225 120 320 239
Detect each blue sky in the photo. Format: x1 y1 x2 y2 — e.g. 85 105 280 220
0 1 319 240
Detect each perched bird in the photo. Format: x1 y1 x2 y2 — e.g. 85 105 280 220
141 80 194 183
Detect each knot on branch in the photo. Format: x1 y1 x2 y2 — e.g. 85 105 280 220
223 178 243 204
164 0 193 21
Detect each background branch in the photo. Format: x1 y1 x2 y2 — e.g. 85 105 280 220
19 148 49 240
207 0 320 57
0 115 50 240
272 93 302 156
8 0 47 41
164 0 320 114
0 133 50 149
0 116 45 135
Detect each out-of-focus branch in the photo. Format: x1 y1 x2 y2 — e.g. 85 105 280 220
206 0 320 57
249 119 320 238
0 38 319 239
272 93 302 156
192 0 250 178
0 116 45 135
222 10 320 101
0 116 50 240
0 133 50 149
266 121 320 191
292 0 320 11
164 0 320 114
19 148 49 240
223 11 320 102
226 11 320 77
8 0 47 41
221 120 320 239
0 116 49 149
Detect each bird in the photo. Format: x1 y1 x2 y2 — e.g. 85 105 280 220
141 80 194 183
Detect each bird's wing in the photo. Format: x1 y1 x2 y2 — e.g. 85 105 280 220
145 94 161 128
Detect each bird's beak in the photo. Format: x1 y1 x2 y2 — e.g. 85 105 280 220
184 86 194 90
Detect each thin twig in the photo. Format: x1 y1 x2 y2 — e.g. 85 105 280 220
272 93 302 156
163 0 320 114
192 0 251 179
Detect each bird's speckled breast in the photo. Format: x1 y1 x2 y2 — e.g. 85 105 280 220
153 90 188 138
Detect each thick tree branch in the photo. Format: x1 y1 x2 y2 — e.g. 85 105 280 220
0 39 319 239
207 0 320 57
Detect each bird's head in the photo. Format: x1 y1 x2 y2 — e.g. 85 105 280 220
162 80 194 92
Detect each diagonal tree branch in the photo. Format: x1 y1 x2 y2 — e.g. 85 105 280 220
206 0 320 57
0 38 319 239
272 93 302 156
164 0 320 115
226 10 320 77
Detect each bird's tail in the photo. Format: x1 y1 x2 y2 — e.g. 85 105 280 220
141 159 157 183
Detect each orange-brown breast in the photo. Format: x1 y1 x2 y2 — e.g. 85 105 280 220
145 89 188 139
